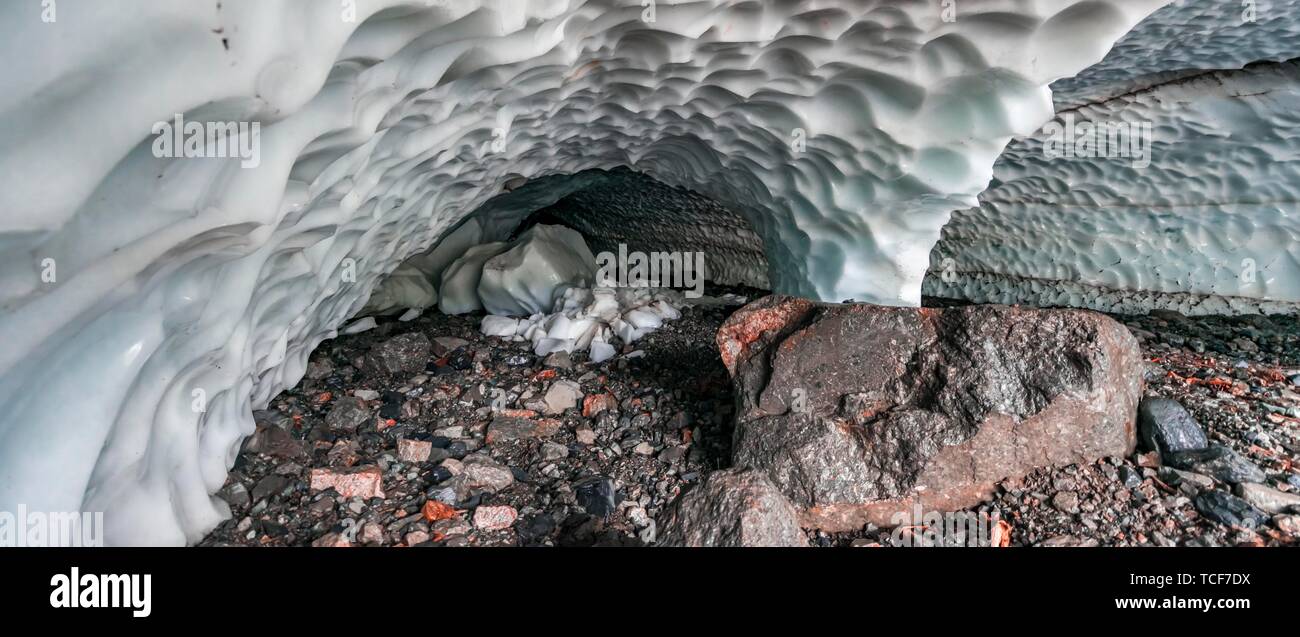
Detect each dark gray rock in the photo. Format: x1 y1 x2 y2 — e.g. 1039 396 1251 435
324 396 373 433
574 476 617 518
1165 445 1265 485
542 351 573 369
718 296 1143 532
1137 397 1207 459
243 424 308 461
658 468 807 547
365 332 432 377
1195 491 1268 529
251 475 293 503
1119 465 1143 488
304 358 334 380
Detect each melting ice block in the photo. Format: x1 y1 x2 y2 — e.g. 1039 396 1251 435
477 225 598 316
362 263 437 316
438 242 509 315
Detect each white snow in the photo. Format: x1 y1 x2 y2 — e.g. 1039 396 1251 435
0 0 1178 544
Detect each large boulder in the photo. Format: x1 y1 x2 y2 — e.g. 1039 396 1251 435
719 296 1143 532
658 468 807 547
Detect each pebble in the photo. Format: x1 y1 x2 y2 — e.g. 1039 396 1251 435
324 396 374 433
309 466 385 499
1275 514 1300 536
1051 491 1080 514
431 336 470 356
1118 465 1143 488
1235 482 1300 514
542 380 583 415
1194 491 1269 529
311 532 352 548
473 505 519 531
541 441 569 461
360 522 385 545
251 475 292 502
397 438 432 463
458 457 515 493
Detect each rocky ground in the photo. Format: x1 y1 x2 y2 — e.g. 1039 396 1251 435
200 296 1300 547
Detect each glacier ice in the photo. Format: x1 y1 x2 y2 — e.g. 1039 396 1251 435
361 262 438 316
928 60 1300 315
438 242 510 315
478 224 598 316
0 0 1190 544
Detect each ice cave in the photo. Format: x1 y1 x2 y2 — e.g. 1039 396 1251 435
2 0 1299 548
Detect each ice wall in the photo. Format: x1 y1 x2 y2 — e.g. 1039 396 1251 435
928 0 1300 315
0 0 1168 545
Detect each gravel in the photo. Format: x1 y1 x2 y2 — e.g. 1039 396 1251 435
201 297 1300 547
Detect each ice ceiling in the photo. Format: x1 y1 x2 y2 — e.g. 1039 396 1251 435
0 0 1296 545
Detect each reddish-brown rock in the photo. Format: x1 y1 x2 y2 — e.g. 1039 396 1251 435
397 438 433 463
720 296 1143 532
582 393 618 418
309 466 385 499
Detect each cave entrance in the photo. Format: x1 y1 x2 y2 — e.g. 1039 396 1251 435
202 168 772 547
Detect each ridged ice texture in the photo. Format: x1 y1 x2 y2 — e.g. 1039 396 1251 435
0 0 1165 545
927 60 1300 315
1052 0 1300 108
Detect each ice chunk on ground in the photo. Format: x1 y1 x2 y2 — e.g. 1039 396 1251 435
480 315 522 337
342 317 378 335
479 285 687 358
589 342 617 364
438 242 509 315
477 225 598 316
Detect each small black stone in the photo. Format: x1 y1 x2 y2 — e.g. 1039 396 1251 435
574 476 618 518
1119 465 1143 489
1194 490 1268 529
447 440 468 459
427 465 453 484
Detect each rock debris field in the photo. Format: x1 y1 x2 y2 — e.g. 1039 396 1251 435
200 295 1300 547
